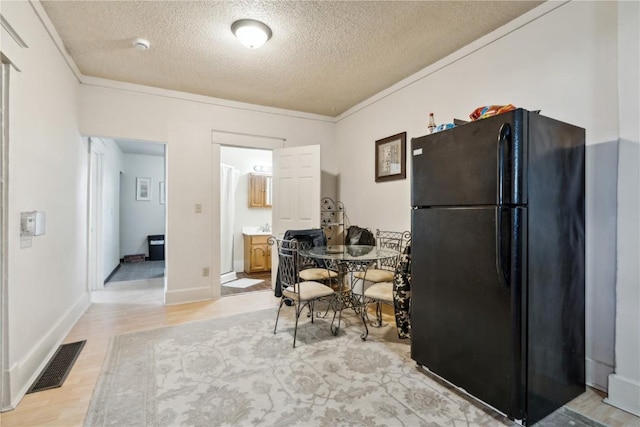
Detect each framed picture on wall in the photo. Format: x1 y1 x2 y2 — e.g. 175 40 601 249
136 177 151 201
159 182 165 205
375 132 406 182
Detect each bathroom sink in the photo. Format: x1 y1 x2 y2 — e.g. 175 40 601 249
242 226 272 235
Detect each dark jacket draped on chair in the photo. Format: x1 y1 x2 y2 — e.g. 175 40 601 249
274 229 327 297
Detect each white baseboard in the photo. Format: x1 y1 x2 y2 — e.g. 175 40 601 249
164 285 214 305
6 292 90 410
586 357 613 392
605 373 640 416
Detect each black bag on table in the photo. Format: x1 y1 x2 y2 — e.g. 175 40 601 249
345 226 375 246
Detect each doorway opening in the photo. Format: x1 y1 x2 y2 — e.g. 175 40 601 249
87 137 167 305
220 146 272 296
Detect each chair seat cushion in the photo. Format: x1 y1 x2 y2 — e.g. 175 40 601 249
283 281 334 301
354 269 394 283
364 281 394 302
299 268 338 281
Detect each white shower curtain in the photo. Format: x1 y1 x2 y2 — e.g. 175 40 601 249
220 164 240 276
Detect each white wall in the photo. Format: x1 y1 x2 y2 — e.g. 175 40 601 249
78 83 336 304
220 146 272 272
335 0 626 393
4 0 636 413
119 153 166 259
1 1 89 409
607 0 640 416
337 0 618 227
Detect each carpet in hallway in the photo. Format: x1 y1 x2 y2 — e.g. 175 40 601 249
107 260 165 283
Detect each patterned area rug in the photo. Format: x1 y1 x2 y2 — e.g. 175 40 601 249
85 307 601 427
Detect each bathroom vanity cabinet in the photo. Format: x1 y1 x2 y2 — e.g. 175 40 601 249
243 233 271 273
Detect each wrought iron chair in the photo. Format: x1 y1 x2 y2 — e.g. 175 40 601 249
363 239 412 339
297 240 339 285
352 230 411 292
271 237 336 348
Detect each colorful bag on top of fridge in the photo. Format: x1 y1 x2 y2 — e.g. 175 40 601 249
469 104 516 121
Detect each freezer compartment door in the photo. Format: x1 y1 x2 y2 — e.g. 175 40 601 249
411 109 526 207
411 206 526 419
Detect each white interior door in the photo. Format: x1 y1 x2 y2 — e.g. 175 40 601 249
271 145 321 283
272 144 321 235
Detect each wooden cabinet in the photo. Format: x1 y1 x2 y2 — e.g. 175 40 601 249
243 234 272 273
249 173 272 208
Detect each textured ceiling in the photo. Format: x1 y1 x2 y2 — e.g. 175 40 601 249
40 1 543 117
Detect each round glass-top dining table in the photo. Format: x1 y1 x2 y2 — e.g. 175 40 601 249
300 245 399 338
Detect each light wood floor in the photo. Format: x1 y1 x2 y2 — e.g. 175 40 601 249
1 279 279 427
1 279 638 427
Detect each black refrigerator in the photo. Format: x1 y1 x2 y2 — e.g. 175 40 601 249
410 109 585 425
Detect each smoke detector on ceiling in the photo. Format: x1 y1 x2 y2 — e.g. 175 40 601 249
132 37 151 51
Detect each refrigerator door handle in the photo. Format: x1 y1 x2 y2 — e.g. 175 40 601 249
495 208 510 288
497 123 512 205
496 123 513 288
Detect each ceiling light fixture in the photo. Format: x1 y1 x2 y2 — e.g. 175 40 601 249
132 37 150 51
231 19 272 49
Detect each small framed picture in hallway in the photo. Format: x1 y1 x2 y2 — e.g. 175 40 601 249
136 177 151 201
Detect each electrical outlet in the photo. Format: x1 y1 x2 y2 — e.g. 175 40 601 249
202 267 209 277
195 203 202 213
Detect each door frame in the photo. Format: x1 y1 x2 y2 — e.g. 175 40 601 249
87 137 105 292
211 130 286 296
0 61 10 411
210 138 285 298
86 138 168 295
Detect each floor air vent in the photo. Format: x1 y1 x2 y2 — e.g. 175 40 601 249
27 340 86 394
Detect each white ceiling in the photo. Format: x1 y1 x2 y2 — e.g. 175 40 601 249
40 0 543 117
